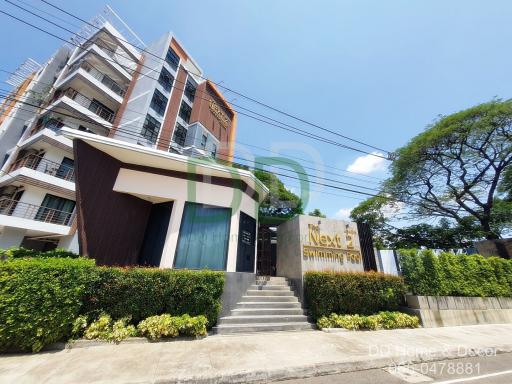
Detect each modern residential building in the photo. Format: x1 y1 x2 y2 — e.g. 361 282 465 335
0 7 237 252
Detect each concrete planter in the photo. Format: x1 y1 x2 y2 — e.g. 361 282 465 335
405 295 512 328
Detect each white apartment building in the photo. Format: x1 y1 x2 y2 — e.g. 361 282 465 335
0 7 237 252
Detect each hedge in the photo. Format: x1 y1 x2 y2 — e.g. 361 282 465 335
399 250 512 297
0 257 224 353
0 257 95 352
317 311 420 330
304 271 406 321
81 267 224 325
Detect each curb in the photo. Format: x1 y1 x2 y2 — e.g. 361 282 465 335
153 344 512 384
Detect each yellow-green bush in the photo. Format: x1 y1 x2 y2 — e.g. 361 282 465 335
137 314 208 340
317 311 419 330
399 250 512 297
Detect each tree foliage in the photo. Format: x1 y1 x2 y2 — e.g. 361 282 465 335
254 169 303 220
308 208 326 218
385 99 512 240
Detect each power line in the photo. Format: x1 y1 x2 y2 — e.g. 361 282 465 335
0 91 382 195
32 0 391 155
0 6 389 160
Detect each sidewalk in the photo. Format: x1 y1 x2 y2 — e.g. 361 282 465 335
1 324 512 384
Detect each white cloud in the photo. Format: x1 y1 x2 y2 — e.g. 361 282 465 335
334 207 353 221
346 152 387 175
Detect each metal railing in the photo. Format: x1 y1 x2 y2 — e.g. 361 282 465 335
59 88 115 123
67 60 126 97
31 116 64 136
0 197 74 226
10 154 75 182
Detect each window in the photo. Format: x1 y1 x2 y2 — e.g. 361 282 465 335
184 80 196 102
211 144 217 158
150 89 168 116
200 134 207 149
172 123 187 147
158 67 174 92
165 48 180 70
35 194 75 225
56 157 74 181
141 114 161 144
178 100 192 123
174 203 231 270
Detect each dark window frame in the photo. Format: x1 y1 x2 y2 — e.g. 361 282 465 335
172 123 187 147
178 101 192 123
150 89 168 116
165 48 180 70
141 114 161 144
158 67 175 92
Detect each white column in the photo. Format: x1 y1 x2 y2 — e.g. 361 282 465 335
159 199 185 268
226 210 240 272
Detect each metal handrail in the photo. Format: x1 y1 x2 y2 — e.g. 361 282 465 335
10 154 75 182
0 197 74 226
61 88 115 123
67 60 126 97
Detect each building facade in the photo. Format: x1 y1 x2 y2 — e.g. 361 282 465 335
0 11 237 252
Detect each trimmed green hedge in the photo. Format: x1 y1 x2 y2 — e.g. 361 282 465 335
81 268 224 325
0 247 79 260
0 257 224 353
0 258 95 352
399 250 512 297
304 271 406 321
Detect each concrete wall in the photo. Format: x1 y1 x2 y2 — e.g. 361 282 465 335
475 239 512 259
219 272 255 318
405 295 512 327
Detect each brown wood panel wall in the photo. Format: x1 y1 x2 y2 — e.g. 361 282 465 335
74 140 152 265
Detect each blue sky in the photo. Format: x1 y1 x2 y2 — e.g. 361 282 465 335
1 0 512 221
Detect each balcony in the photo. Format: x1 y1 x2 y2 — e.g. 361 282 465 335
50 88 116 124
10 155 74 182
0 198 74 227
67 60 126 97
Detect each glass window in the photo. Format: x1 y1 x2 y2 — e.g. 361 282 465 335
150 89 168 116
172 123 187 147
141 114 161 144
158 67 174 92
35 194 75 225
200 134 207 149
211 144 217 158
165 48 180 70
184 80 196 102
174 203 231 270
178 100 192 123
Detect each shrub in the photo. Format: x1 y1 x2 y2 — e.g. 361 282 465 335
137 314 208 340
399 250 512 297
317 311 419 330
83 314 137 343
81 268 224 326
0 247 79 260
304 271 406 321
0 257 95 352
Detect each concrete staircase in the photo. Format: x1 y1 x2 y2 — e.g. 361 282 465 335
214 276 314 334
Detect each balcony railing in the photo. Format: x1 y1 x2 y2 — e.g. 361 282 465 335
54 88 116 123
10 154 75 182
31 116 64 136
67 60 126 97
0 198 74 226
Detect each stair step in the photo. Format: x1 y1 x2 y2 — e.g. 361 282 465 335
231 308 305 316
256 277 288 283
236 302 302 309
219 315 308 325
249 284 290 291
245 290 295 296
213 322 315 335
241 295 298 302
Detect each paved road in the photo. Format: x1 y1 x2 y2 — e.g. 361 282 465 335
277 352 512 383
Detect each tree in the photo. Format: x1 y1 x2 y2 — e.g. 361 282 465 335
308 208 326 218
385 99 512 239
254 170 303 221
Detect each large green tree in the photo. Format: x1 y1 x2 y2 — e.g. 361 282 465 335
254 170 303 222
385 99 512 240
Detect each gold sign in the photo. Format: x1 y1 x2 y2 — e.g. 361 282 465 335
302 224 362 264
208 99 229 129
